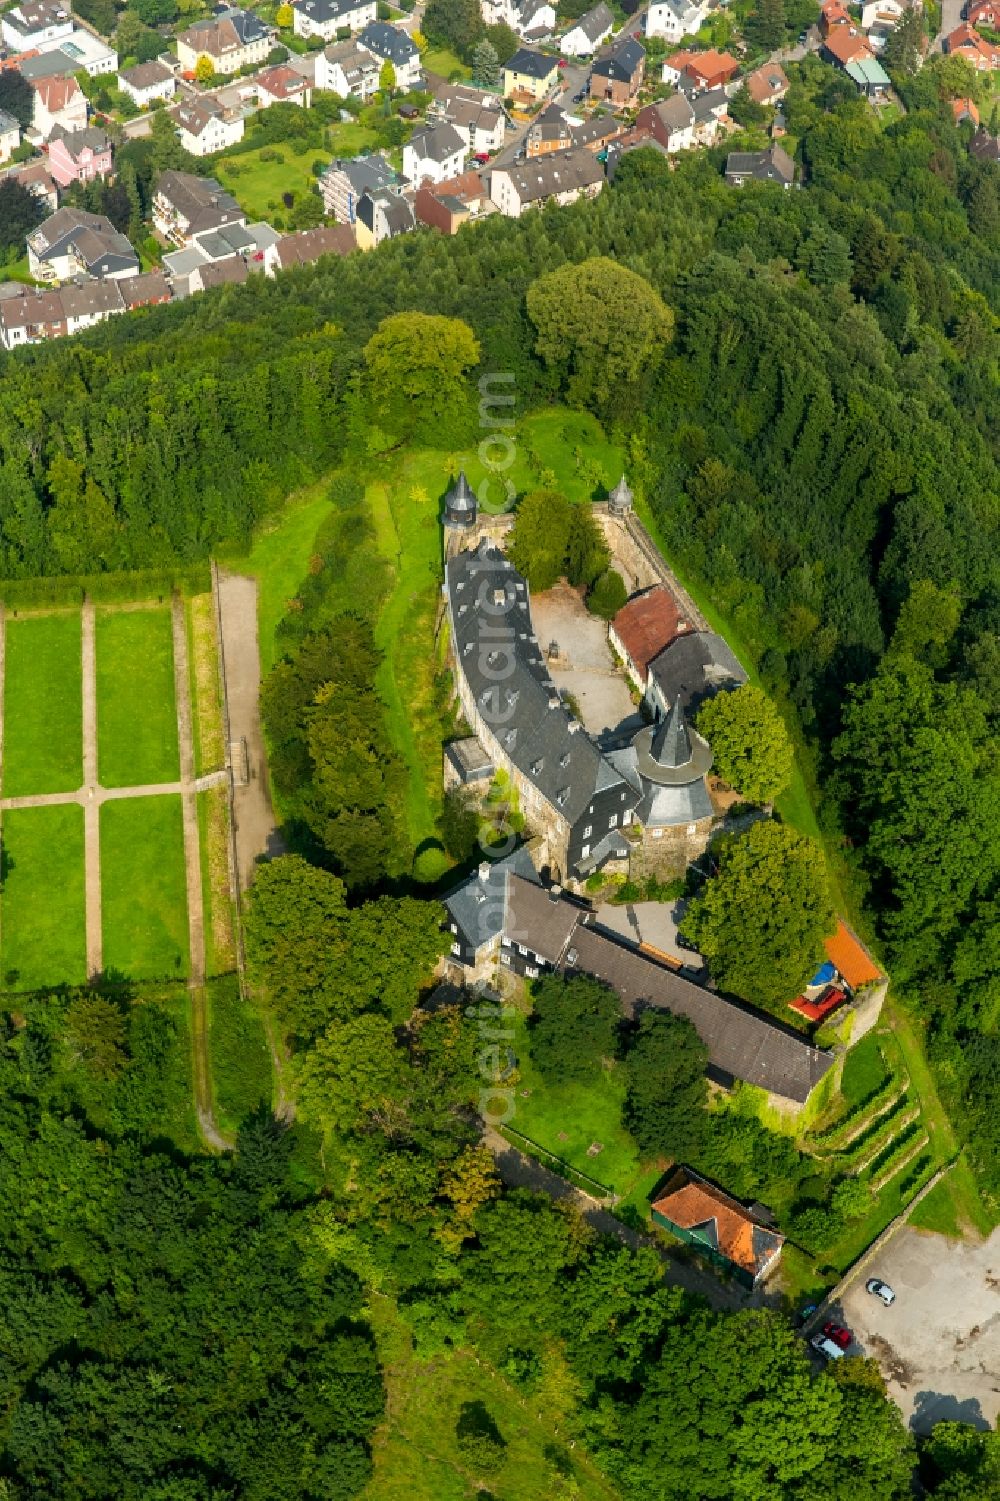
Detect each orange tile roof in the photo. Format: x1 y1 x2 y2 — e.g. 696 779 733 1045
684 48 738 83
652 1168 783 1279
952 95 980 123
824 25 872 63
612 585 688 680
824 920 882 989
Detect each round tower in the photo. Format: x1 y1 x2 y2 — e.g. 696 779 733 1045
608 474 634 516
443 470 477 530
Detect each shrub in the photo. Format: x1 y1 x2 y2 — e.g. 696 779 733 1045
455 1402 506 1476
587 567 627 619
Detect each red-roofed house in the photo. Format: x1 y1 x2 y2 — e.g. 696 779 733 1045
414 169 493 233
945 20 1000 66
256 63 312 108
820 0 852 32
652 1167 785 1287
967 0 1000 27
662 47 738 88
609 585 690 691
31 75 87 139
743 62 790 106
952 95 980 124
822 23 874 67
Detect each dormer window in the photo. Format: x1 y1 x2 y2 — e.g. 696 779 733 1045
556 787 569 807
504 729 517 749
463 642 473 655
559 752 571 769
530 757 544 775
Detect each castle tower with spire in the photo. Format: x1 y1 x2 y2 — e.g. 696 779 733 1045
606 695 716 879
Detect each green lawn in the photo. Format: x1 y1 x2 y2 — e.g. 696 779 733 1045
238 478 334 674
3 612 82 795
839 1031 890 1109
421 45 471 80
205 974 272 1135
364 1296 621 1501
215 128 377 221
100 796 189 981
0 805 87 991
96 608 180 787
504 1011 647 1199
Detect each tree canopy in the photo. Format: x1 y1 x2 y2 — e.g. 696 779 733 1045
696 684 794 804
529 973 621 1084
508 490 608 593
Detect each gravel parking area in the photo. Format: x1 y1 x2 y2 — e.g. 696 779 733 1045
835 1224 1000 1433
530 583 639 745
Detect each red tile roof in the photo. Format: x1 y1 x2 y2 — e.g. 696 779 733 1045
789 985 847 1023
824 24 873 63
611 585 689 681
652 1167 784 1279
824 921 882 989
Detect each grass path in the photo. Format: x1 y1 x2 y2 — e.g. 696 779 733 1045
236 478 334 674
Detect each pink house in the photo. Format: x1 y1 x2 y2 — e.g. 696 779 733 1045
47 125 113 188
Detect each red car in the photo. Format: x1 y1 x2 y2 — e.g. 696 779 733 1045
558 57 568 65
822 1321 852 1350
474 151 490 162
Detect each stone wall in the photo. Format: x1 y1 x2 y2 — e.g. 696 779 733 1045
630 815 714 879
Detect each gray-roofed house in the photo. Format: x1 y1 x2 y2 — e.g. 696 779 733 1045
724 144 795 187
647 630 747 719
500 873 834 1110
320 152 398 221
0 109 20 165
590 37 646 104
117 58 177 106
58 277 125 334
355 186 416 246
358 21 421 86
503 46 560 99
561 1 614 55
315 37 381 98
263 223 356 275
428 84 506 154
152 170 245 245
490 146 604 217
403 122 469 185
292 0 375 41
443 848 540 975
27 208 139 282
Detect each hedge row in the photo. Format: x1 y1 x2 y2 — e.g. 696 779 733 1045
870 1132 931 1195
847 1102 921 1177
865 1121 925 1184
1 565 213 611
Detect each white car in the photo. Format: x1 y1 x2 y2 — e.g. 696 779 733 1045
810 1334 845 1361
866 1278 896 1305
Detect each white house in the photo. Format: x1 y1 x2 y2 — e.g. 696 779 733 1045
30 76 87 139
358 21 421 87
256 62 312 107
315 38 381 97
561 1 613 56
33 27 118 76
117 58 177 107
645 0 707 41
174 98 244 156
176 9 271 75
27 207 139 281
59 279 125 335
292 0 375 41
482 0 556 35
402 122 468 185
430 84 506 153
1 0 71 52
0 110 19 164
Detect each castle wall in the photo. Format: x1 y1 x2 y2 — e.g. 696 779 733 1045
631 815 714 879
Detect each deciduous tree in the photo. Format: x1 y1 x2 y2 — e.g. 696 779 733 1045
696 684 794 805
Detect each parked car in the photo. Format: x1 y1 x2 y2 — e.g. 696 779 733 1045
866 1278 896 1305
810 1334 845 1361
558 56 567 66
573 88 586 101
474 151 490 162
822 1321 852 1350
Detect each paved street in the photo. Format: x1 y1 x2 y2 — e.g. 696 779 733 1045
834 1224 1000 1433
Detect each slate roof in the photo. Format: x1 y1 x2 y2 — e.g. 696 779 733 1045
566 1 614 42
119 58 174 88
648 630 746 714
592 36 645 80
444 847 539 952
504 875 833 1101
28 207 137 274
272 224 355 267
408 121 467 163
48 124 110 155
296 0 369 22
570 114 622 147
0 109 18 135
505 45 558 78
726 145 795 183
446 541 632 833
155 170 243 233
496 146 604 202
323 152 397 194
356 186 415 236
359 20 418 62
651 1166 785 1278
178 6 269 56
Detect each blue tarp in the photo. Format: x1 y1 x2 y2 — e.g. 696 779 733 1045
810 961 836 987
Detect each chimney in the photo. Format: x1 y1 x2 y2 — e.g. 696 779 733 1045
548 694 560 709
567 720 580 734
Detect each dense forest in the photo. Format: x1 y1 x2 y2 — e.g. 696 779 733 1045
1 56 999 1498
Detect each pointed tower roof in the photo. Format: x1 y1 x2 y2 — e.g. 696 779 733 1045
608 473 633 512
447 469 475 511
650 695 692 769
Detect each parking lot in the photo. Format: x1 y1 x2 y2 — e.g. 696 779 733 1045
834 1224 1000 1433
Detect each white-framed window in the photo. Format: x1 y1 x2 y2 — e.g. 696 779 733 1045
583 825 592 837
450 923 458 934
526 965 539 978
608 814 618 828
652 828 662 839
687 823 697 835
451 942 461 956
518 943 528 955
582 844 590 859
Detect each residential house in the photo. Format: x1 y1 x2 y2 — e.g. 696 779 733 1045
59 278 125 336
263 222 355 273
820 0 853 32
861 0 904 44
571 113 624 151
821 21 875 69
645 629 746 720
442 847 540 974
482 0 556 39
0 158 58 212
952 95 980 124
743 61 789 106
525 101 572 155
355 184 416 246
117 59 177 107
489 145 604 215
358 22 421 87
609 585 691 693
651 1168 785 1287
724 144 796 185
503 46 559 101
690 85 729 144
292 0 375 40
24 28 118 77
315 37 380 97
662 46 738 89
47 126 113 188
173 97 245 156
176 9 272 75
1 0 71 53
589 37 645 104
970 125 1000 158
162 219 275 293
635 92 696 151
30 75 87 139
119 270 172 310
967 0 1000 25
561 1 613 55
944 20 1000 66
430 82 506 154
190 256 249 293
0 286 66 348
0 109 19 164
414 168 494 231
256 62 312 107
28 206 139 281
845 52 892 93
645 0 708 42
320 151 398 220
153 169 245 245
403 121 468 184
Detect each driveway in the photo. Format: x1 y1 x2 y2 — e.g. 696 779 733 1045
529 582 640 744
931 0 963 49
835 1224 1000 1433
